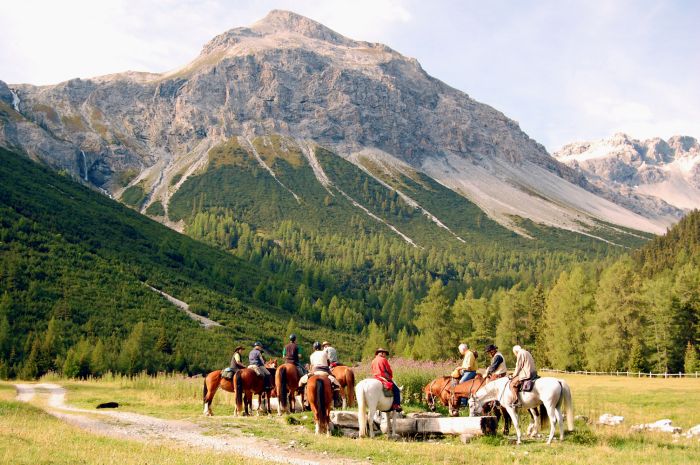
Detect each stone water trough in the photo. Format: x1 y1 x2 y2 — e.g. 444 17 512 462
330 410 497 440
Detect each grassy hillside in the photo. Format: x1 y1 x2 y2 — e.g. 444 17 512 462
0 147 361 379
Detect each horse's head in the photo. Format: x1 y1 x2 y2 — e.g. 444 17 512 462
468 396 483 416
266 359 278 368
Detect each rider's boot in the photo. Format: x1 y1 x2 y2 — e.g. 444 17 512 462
332 389 342 408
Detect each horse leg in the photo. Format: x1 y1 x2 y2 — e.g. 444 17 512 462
203 376 220 416
544 404 557 445
555 405 565 442
368 406 376 438
505 406 521 444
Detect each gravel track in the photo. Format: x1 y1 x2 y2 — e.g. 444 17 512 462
15 383 366 465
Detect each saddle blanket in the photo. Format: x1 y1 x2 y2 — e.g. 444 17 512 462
382 388 393 398
221 367 235 380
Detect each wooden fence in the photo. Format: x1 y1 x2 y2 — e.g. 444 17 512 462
540 368 700 378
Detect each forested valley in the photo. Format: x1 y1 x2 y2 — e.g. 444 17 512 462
1 147 698 380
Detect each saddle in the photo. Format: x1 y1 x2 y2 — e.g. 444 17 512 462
221 367 235 380
520 376 540 392
248 365 265 377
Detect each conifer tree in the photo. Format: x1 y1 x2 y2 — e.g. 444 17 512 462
684 342 698 374
543 267 594 370
362 321 387 361
412 281 456 360
587 257 642 371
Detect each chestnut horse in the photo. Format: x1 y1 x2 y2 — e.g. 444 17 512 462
203 359 277 416
306 375 333 435
203 368 237 416
233 359 278 416
423 374 515 435
423 376 452 412
331 365 356 408
275 363 303 415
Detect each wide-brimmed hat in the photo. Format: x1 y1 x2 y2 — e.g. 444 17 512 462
234 345 245 352
485 344 498 352
322 341 331 347
375 347 389 355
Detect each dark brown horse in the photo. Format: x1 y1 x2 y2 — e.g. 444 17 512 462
275 363 303 415
306 375 333 435
233 359 278 416
331 365 356 408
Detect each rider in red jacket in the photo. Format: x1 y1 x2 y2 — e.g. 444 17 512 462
370 348 401 412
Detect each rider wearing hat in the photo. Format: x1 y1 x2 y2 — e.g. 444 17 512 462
300 341 342 405
484 344 507 379
248 342 272 391
509 345 538 408
457 343 478 383
283 334 305 376
322 341 339 368
230 345 246 370
371 348 402 412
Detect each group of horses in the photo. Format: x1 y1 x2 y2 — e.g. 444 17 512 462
202 360 356 433
424 373 574 444
203 362 574 444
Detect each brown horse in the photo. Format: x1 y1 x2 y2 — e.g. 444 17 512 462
331 365 356 408
306 375 333 435
233 359 278 416
203 368 239 416
275 363 303 415
423 376 452 412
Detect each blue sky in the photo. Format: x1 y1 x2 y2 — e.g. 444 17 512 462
1 0 697 150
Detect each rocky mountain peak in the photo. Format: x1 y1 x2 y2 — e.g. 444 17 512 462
251 10 350 44
200 10 354 57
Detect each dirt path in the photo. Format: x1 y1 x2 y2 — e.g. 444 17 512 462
146 285 222 329
15 383 365 465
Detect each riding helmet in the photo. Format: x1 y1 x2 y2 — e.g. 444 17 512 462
313 341 321 350
289 334 297 341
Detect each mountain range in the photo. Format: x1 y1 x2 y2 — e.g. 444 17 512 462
0 10 694 247
555 133 700 224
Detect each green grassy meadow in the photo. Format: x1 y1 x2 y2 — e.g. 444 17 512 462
2 371 699 465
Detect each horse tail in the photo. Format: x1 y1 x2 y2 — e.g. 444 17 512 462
235 370 243 407
279 366 288 410
356 382 367 437
316 377 327 426
346 368 355 407
558 379 574 431
538 403 549 430
203 376 208 402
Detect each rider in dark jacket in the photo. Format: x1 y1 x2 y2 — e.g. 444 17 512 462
282 334 305 375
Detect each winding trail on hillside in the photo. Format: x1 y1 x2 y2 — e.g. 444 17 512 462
15 383 366 465
147 285 222 329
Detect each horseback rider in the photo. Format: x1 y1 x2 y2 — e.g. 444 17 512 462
230 345 246 370
300 341 342 404
509 345 538 408
248 342 272 391
457 343 478 383
282 334 306 376
484 344 508 379
371 347 402 412
322 341 339 367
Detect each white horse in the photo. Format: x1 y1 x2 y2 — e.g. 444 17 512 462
469 377 574 444
355 378 397 438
